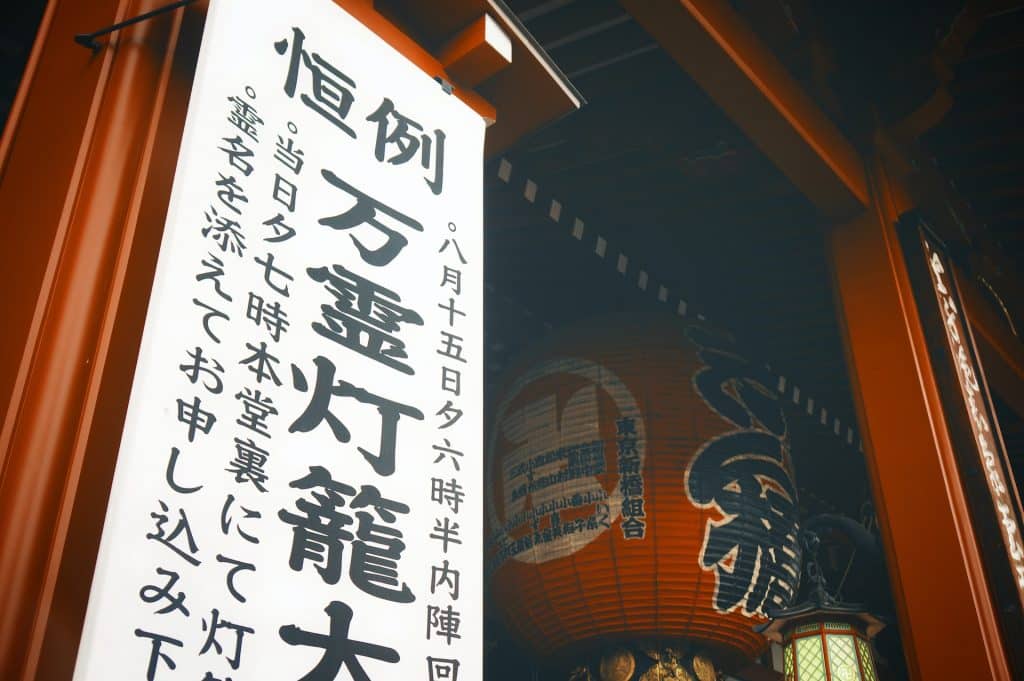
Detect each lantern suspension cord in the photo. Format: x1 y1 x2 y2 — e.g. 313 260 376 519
977 274 1019 337
74 0 198 51
834 546 857 603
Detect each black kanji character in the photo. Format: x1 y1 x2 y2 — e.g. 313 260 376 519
687 430 799 617
431 439 463 472
616 417 637 436
166 446 202 494
246 292 290 342
219 135 254 177
180 346 224 394
686 325 786 436
255 251 294 296
437 297 466 327
621 474 643 497
275 132 305 174
215 174 248 215
226 94 262 142
216 554 256 604
365 97 446 194
135 629 183 681
427 657 461 681
139 567 190 617
618 436 639 457
440 265 461 294
622 497 646 517
240 341 282 385
278 466 356 585
263 213 296 243
147 500 201 566
429 518 462 553
196 253 233 301
193 298 230 344
349 487 413 603
177 396 216 442
437 331 466 364
426 605 461 644
226 437 270 492
202 205 246 256
199 608 254 671
617 455 641 476
274 27 357 138
290 356 424 476
435 401 462 429
621 516 646 539
439 236 467 265
440 366 461 397
430 477 464 513
221 494 260 544
235 387 278 438
318 170 423 266
430 560 460 600
308 263 423 374
272 173 298 212
280 601 400 681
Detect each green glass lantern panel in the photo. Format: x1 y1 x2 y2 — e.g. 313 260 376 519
784 642 796 681
826 634 861 681
795 635 827 681
856 637 878 681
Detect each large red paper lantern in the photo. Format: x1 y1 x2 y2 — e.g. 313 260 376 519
486 318 802 665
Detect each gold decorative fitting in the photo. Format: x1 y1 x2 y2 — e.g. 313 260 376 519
598 649 636 681
691 654 717 681
638 661 695 681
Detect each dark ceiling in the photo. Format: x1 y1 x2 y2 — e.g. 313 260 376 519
480 0 1024 489
0 2 47 127
486 0 863 466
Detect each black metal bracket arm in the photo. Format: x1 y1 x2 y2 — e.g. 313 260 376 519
75 0 197 51
433 76 454 95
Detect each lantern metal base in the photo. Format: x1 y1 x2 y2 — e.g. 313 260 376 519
566 640 720 681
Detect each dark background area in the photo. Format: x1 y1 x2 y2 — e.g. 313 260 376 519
0 2 47 127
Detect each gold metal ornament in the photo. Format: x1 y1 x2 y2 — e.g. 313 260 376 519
638 661 695 681
690 654 716 681
598 648 636 681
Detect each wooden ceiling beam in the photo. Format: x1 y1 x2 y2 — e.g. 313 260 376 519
618 0 869 219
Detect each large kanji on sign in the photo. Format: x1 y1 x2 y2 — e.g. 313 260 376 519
74 2 484 679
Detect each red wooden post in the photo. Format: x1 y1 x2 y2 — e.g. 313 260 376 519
828 150 1012 680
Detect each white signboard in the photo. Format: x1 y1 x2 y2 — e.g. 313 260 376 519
74 1 484 679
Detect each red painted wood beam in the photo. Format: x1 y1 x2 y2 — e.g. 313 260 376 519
0 1 187 679
619 0 869 219
828 154 1013 681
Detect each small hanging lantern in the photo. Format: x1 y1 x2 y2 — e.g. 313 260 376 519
757 532 885 681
